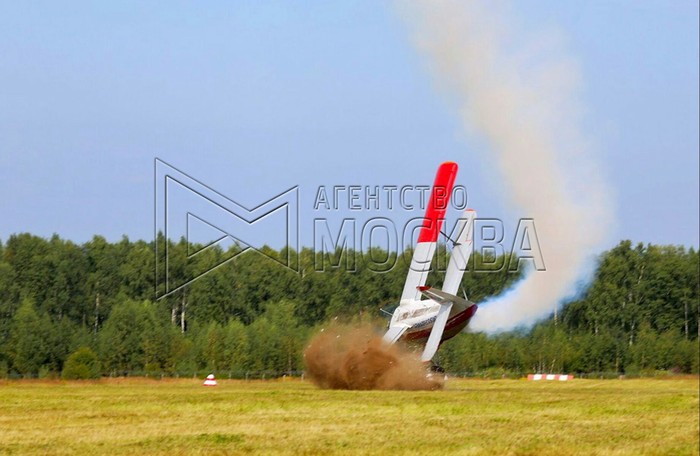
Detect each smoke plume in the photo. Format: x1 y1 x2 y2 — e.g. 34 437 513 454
304 324 442 390
396 1 613 332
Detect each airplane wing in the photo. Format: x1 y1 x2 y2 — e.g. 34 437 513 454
417 285 476 362
399 161 458 305
421 302 453 362
382 324 410 344
441 209 476 296
417 286 475 308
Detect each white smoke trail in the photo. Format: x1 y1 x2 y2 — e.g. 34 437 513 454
396 1 614 332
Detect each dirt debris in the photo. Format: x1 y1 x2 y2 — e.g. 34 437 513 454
303 324 442 390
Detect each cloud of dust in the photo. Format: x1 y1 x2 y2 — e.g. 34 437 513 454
303 324 442 390
395 0 614 333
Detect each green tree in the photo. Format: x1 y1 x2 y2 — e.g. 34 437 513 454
201 322 227 372
7 299 50 375
99 299 162 373
223 319 250 373
62 347 101 379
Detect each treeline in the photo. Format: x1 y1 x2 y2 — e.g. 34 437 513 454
0 234 697 378
441 240 700 376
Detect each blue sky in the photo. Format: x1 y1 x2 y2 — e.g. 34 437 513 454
1 1 698 251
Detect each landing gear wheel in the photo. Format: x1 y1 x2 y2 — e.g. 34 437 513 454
430 364 445 373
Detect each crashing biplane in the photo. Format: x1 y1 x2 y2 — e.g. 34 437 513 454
382 161 477 363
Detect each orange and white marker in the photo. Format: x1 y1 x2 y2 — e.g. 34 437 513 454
203 374 218 386
528 374 574 381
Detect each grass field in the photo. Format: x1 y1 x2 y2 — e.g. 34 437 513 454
0 377 697 455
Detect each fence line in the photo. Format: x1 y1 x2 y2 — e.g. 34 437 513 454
2 368 691 381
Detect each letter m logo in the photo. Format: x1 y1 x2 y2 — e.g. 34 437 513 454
154 159 298 299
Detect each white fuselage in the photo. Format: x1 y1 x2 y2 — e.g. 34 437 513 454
390 300 441 329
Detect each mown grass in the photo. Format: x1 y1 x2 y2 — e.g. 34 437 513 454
0 377 697 455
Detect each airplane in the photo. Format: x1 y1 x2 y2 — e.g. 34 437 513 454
382 161 478 364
